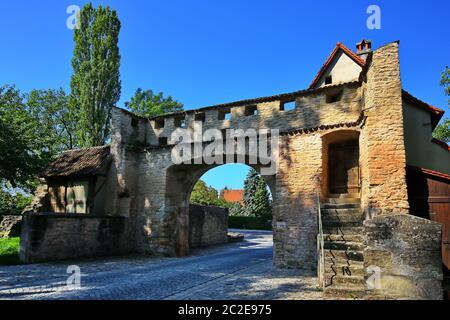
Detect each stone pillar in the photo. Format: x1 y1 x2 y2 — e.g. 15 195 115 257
364 214 443 300
273 133 321 270
360 42 409 216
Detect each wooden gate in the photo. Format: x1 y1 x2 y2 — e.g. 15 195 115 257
407 165 450 270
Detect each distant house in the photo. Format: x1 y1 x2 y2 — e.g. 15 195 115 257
221 189 244 205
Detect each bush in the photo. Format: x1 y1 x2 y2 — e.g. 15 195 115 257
0 237 21 265
228 216 272 231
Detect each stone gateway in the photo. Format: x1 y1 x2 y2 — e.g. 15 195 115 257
21 40 450 299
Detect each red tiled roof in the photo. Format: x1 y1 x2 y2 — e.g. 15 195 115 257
309 42 366 89
407 165 450 182
222 190 244 204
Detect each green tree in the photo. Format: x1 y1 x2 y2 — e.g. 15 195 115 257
229 202 244 216
26 88 77 150
0 189 31 215
433 67 450 143
252 177 272 219
433 118 450 143
243 168 260 215
190 180 219 206
69 2 121 147
125 88 183 117
0 85 53 190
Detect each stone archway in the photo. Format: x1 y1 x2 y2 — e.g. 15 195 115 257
164 159 277 257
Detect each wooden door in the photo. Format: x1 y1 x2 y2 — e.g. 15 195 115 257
406 167 450 270
428 181 450 270
329 141 360 194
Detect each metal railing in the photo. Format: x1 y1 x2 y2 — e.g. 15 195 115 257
317 190 326 289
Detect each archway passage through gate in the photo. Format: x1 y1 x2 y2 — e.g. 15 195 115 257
165 162 276 256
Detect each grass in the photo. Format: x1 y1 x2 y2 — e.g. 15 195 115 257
0 237 21 265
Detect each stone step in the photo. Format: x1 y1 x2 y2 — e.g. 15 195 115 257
322 208 362 215
324 198 361 204
328 193 361 199
322 214 364 224
323 234 364 242
324 286 367 299
323 221 363 228
324 256 365 267
324 241 364 251
324 249 364 262
322 226 364 235
324 264 365 277
321 203 360 209
330 275 366 286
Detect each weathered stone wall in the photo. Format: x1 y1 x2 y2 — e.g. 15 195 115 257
273 133 322 269
20 213 136 263
0 215 22 238
360 42 409 217
105 80 364 269
364 214 443 300
189 205 228 248
23 178 50 213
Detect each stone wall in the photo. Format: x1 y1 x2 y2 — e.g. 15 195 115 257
20 213 136 263
189 205 228 248
106 79 364 269
0 215 22 238
364 214 443 300
360 42 409 217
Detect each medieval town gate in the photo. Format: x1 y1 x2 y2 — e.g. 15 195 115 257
18 42 447 299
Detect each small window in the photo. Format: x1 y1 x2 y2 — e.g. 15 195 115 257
244 105 258 116
154 118 165 129
325 75 333 85
174 116 187 128
131 118 138 127
158 137 168 146
194 112 206 122
326 91 343 103
218 109 231 120
280 101 296 111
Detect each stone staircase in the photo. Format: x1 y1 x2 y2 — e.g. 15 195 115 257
320 193 367 299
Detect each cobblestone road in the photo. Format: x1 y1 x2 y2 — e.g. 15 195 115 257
0 230 323 300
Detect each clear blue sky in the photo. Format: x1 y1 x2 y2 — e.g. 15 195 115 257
1 0 448 190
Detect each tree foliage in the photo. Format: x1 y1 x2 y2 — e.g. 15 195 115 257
433 67 450 143
242 168 272 218
0 85 54 190
0 189 31 215
69 2 121 147
243 168 259 211
190 180 234 208
125 88 183 117
252 177 272 219
433 118 450 143
26 88 76 150
190 180 220 206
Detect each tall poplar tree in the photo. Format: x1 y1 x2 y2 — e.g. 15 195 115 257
69 3 121 147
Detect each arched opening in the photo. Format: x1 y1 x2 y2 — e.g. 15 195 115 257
165 162 275 257
321 130 360 198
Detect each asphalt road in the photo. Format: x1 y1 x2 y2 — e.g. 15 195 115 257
0 230 321 300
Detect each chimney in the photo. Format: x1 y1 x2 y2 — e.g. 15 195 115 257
356 39 372 60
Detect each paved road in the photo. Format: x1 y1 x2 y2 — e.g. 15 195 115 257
0 230 322 300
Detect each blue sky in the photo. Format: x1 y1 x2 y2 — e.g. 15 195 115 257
1 0 449 190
